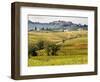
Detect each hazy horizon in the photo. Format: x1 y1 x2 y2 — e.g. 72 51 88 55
28 15 88 25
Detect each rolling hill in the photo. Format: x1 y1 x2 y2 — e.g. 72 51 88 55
28 20 88 31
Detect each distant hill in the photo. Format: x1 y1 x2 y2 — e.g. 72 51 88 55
28 20 88 31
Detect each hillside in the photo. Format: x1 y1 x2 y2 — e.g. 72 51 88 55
28 20 88 31
28 31 88 66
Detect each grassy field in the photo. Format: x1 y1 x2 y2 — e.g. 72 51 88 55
28 31 88 66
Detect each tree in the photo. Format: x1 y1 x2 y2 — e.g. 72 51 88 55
41 27 45 30
45 44 51 56
28 47 37 57
46 28 49 31
62 27 64 32
50 44 60 56
35 27 37 31
45 43 60 56
83 24 88 27
62 39 65 43
35 40 45 50
31 47 37 56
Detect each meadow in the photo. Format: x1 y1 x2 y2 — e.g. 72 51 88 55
28 31 88 66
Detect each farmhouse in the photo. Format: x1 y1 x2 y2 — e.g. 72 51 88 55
64 29 69 32
77 28 84 31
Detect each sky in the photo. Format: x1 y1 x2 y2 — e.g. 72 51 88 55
28 15 88 25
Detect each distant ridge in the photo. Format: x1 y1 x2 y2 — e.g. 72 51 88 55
28 20 88 31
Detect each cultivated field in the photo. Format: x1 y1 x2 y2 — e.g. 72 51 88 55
28 31 88 66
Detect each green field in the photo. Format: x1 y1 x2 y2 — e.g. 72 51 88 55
28 31 88 66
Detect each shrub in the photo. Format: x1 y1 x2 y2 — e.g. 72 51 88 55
45 44 51 56
45 43 61 56
50 44 60 56
28 40 61 57
28 40 45 57
35 40 45 50
28 47 38 57
62 39 65 43
31 47 37 56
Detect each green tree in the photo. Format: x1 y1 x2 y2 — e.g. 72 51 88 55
28 46 37 58
35 27 37 31
35 40 45 50
45 43 60 56
41 27 44 30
